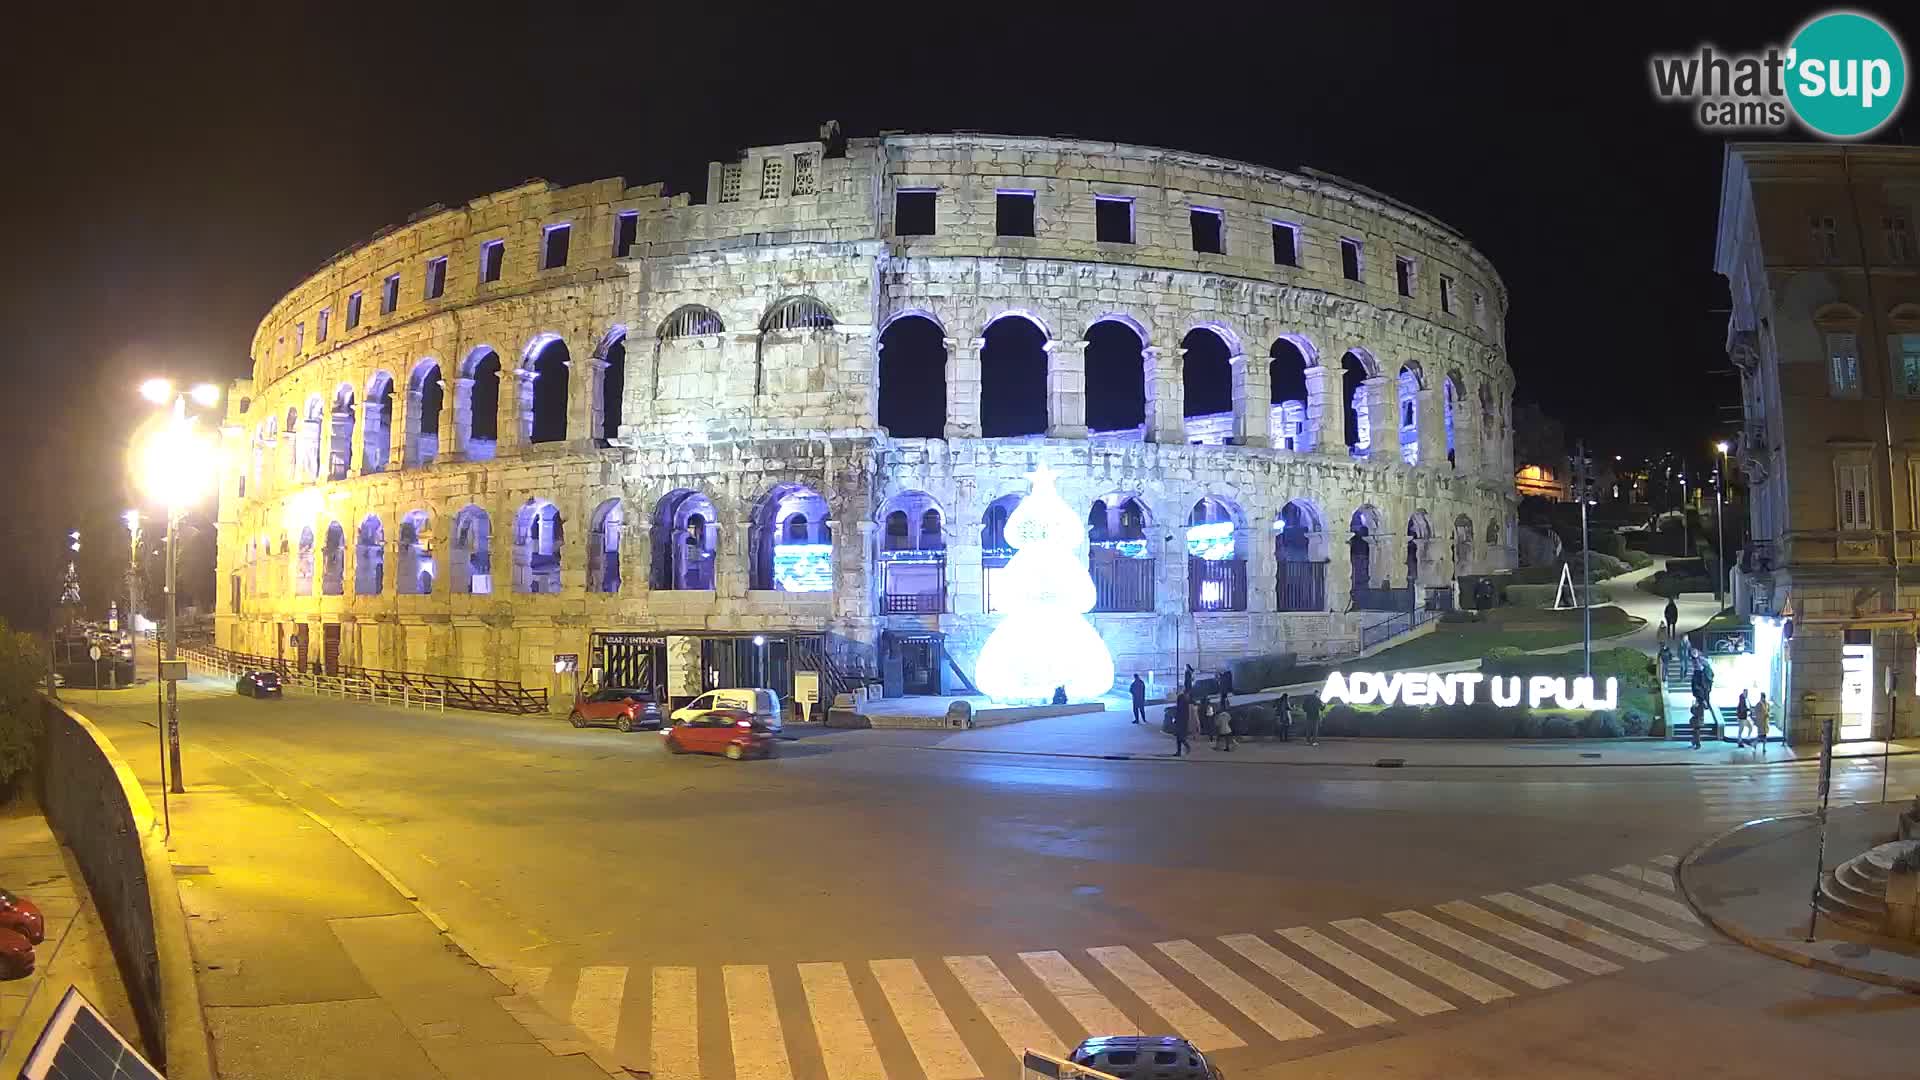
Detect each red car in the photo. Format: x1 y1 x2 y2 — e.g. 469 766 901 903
568 688 663 733
0 890 42 944
664 709 778 760
0 928 32 980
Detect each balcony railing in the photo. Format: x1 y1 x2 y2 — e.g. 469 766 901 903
883 591 946 614
1189 557 1248 612
1352 585 1415 612
1275 561 1327 612
1091 553 1156 612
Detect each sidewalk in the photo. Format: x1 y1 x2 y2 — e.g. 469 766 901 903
0 800 139 1072
79 704 609 1080
1679 803 1920 990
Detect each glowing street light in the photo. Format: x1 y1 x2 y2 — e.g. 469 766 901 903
139 378 174 405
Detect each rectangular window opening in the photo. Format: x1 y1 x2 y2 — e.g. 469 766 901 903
316 308 330 343
1271 222 1299 266
1395 256 1415 297
760 158 784 200
894 189 936 236
424 256 447 300
1812 214 1841 261
792 152 816 196
542 224 571 270
1888 216 1915 263
1340 237 1363 281
345 291 363 330
1439 275 1454 314
1827 331 1861 397
293 322 305 353
1095 196 1134 244
996 191 1035 237
1473 292 1487 328
1899 333 1920 398
1190 208 1223 254
614 212 639 258
380 274 400 315
480 239 504 283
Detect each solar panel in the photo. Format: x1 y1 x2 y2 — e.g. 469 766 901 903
16 986 162 1080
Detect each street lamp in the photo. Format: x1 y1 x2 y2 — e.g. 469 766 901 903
1713 441 1731 608
129 381 222 793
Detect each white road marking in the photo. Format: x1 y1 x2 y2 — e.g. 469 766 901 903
1086 946 1245 1051
1483 892 1666 962
1154 939 1320 1042
651 966 700 1080
1650 855 1680 868
1530 884 1706 950
870 959 984 1080
1277 927 1452 1017
798 962 885 1080
1436 900 1620 975
570 965 627 1050
1331 918 1511 1004
1384 910 1568 990
1575 874 1704 924
945 955 1063 1062
1610 864 1675 892
515 966 551 997
1217 933 1393 1029
724 965 795 1080
1019 951 1134 1037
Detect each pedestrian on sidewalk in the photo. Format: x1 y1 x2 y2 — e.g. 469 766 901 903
1183 664 1195 703
1754 692 1771 754
1304 694 1322 745
1171 694 1192 756
1129 673 1147 724
1734 689 1753 747
1276 692 1292 742
1664 597 1679 639
1689 700 1704 750
1215 698 1235 752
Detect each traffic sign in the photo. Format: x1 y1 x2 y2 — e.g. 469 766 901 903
88 645 102 662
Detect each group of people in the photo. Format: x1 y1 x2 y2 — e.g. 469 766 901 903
1659 597 1771 753
1128 667 1321 757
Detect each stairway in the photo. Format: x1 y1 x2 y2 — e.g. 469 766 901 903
1817 841 1915 930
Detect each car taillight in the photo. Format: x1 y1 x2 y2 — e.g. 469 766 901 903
735 720 752 729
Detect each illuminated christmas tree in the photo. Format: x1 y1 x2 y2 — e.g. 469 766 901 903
975 465 1116 703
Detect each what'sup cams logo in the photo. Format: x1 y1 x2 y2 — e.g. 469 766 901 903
1650 9 1907 138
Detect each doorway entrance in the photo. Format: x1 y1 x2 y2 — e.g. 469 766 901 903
322 623 342 674
591 632 669 694
881 631 946 696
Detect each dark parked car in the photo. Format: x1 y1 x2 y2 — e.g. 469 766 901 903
1069 1036 1221 1080
569 688 663 732
236 670 282 698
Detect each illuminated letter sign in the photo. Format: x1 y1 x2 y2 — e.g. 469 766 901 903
1320 671 1616 710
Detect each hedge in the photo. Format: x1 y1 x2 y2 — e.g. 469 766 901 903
1317 703 1645 739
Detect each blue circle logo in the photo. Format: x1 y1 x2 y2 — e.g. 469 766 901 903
1786 11 1908 138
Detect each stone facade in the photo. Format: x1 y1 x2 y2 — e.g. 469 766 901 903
215 132 1517 708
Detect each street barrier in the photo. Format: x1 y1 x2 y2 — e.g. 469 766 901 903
176 645 527 714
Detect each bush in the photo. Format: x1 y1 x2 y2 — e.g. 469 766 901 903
1229 652 1295 693
0 622 44 798
1589 529 1628 560
1623 549 1654 570
1540 715 1580 738
1440 609 1484 624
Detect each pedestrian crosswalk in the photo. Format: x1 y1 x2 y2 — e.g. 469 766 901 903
1689 758 1917 826
503 858 1709 1078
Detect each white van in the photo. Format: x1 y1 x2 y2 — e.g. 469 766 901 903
669 688 784 732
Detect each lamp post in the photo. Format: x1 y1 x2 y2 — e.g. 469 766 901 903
132 379 222 795
1713 441 1730 608
124 510 142 675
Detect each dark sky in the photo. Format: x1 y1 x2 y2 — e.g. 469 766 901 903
3 2 1914 628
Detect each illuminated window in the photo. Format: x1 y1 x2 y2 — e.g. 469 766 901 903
293 322 305 353
1826 332 1861 397
1898 333 1920 398
316 307 330 343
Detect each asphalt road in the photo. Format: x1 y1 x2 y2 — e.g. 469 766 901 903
78 681 1920 1079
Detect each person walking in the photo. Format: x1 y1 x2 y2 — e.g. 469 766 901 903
1171 693 1192 756
1689 699 1704 750
1734 689 1753 747
1276 692 1292 743
1183 664 1195 703
1304 693 1322 745
1215 697 1235 752
1664 597 1679 639
1129 673 1147 724
1754 692 1771 754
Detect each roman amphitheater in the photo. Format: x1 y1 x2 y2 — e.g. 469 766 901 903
213 129 1517 710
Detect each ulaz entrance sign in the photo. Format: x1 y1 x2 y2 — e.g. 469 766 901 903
1321 671 1620 710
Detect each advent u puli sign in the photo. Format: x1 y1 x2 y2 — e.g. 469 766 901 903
1320 671 1620 711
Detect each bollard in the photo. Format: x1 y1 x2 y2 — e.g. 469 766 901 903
1889 865 1919 941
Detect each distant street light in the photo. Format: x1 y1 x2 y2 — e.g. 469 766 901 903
1713 441 1731 608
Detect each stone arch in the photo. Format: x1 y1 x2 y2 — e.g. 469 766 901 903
587 498 624 593
1486 518 1502 546
657 304 725 340
362 371 395 474
298 395 324 480
1341 350 1375 455
450 505 492 594
1084 316 1148 435
1087 491 1155 612
1452 513 1475 575
354 514 385 595
1478 381 1495 437
651 489 718 590
397 509 435 595
327 384 357 481
979 311 1050 437
878 491 946 551
1397 363 1424 466
1275 499 1330 612
1348 504 1383 598
1443 371 1464 468
1269 336 1315 451
295 526 315 596
320 520 346 595
1187 495 1248 612
597 327 627 442
980 491 1025 613
512 498 563 593
459 346 502 461
1181 325 1235 431
878 491 946 613
757 297 837 398
750 482 833 592
524 333 570 444
1407 510 1434 586
877 313 947 438
407 359 444 467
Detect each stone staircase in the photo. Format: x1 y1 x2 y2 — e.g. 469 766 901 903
1818 841 1917 930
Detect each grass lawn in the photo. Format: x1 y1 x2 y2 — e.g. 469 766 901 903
1287 606 1645 683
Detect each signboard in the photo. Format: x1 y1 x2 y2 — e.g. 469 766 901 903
1704 627 1753 655
1320 671 1619 710
158 659 188 682
553 653 579 673
794 671 821 710
88 645 103 662
597 632 666 648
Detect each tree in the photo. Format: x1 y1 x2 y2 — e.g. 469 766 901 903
0 620 44 798
973 465 1116 702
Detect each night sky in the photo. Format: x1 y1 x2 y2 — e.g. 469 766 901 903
3 2 1914 628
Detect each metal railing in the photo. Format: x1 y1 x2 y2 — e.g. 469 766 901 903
176 644 540 714
1274 561 1327 612
1188 557 1248 612
882 591 945 614
1357 608 1441 651
1091 555 1156 613
1351 585 1415 612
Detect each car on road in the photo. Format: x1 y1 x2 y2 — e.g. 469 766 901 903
1068 1036 1220 1080
668 687 783 732
569 688 663 732
663 708 778 760
236 670 282 698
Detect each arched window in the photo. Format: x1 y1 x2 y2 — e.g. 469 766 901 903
1088 492 1154 612
355 515 385 595
295 527 315 596
877 314 947 438
514 499 563 593
757 296 837 394
451 506 492 594
298 398 324 480
527 336 570 444
321 521 346 595
1274 500 1329 612
1269 337 1314 452
1443 375 1461 468
1397 364 1423 466
980 493 1024 612
752 484 831 591
397 510 434 595
1478 383 1495 437
328 385 356 481
651 489 718 590
408 361 443 467
658 304 724 341
1452 514 1475 574
885 510 911 550
599 332 626 442
1349 505 1382 600
980 314 1048 437
1181 327 1233 441
1187 497 1247 611
1407 510 1434 586
587 499 624 593
1341 351 1376 456
1085 318 1146 435
260 416 278 495
1486 518 1501 546
878 491 946 613
461 348 502 461
363 373 395 474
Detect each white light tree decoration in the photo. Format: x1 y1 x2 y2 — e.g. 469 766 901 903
975 464 1116 703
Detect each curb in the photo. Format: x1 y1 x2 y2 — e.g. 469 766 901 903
1676 811 1920 995
891 738 1920 770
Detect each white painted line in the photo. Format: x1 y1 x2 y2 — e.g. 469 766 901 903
652 966 700 1080
1530 884 1706 950
945 955 1063 1063
1331 919 1512 1004
1217 933 1393 1029
1019 951 1134 1038
1154 939 1319 1042
870 959 984 1080
1277 928 1452 1017
1610 865 1675 892
1086 946 1244 1051
1384 910 1568 990
725 965 796 1080
1649 855 1680 868
570 965 627 1051
1483 893 1666 962
1576 875 1704 924
799 962 885 1080
1436 901 1620 975
515 966 551 997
